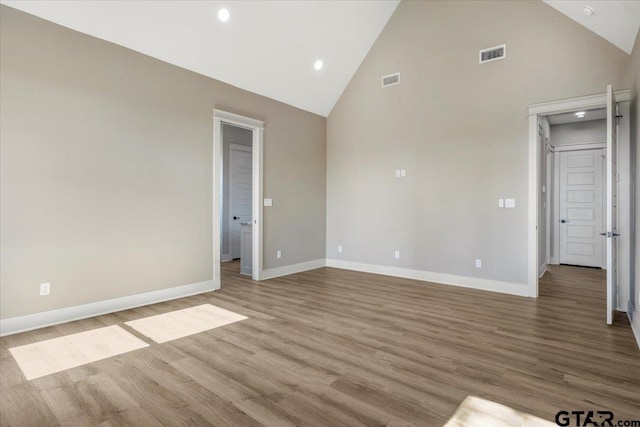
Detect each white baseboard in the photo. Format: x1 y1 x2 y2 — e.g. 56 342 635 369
630 306 640 350
539 263 548 278
262 259 326 280
326 259 532 297
221 254 233 262
0 279 219 337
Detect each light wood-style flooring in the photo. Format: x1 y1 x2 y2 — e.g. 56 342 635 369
1 263 639 426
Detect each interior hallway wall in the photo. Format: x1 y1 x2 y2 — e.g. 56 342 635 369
550 119 607 146
629 28 640 338
221 124 252 260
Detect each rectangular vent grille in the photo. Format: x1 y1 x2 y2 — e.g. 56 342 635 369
479 44 506 64
381 72 400 87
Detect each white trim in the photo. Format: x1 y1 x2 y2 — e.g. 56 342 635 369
552 142 606 152
213 109 264 282
528 114 539 296
326 259 532 297
253 127 264 280
213 109 264 130
261 259 326 280
545 146 553 265
528 90 630 116
551 150 560 265
539 263 548 278
527 88 630 298
630 309 640 349
0 279 217 337
221 253 233 262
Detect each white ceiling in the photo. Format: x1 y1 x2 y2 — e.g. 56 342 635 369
3 1 637 117
547 108 606 125
543 1 640 54
1 0 400 117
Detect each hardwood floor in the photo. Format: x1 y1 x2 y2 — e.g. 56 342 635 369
1 263 639 426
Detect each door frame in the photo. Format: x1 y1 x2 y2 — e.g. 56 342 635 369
213 109 264 284
527 89 630 297
228 142 253 260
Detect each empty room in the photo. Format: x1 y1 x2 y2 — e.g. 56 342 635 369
1 1 639 426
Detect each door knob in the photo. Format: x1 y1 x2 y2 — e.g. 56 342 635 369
233 216 240 220
560 219 569 223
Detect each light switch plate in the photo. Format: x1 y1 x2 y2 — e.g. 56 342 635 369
264 198 273 207
505 198 516 208
394 250 400 259
475 259 482 268
498 199 504 208
276 250 282 259
395 169 401 178
338 245 343 253
400 169 406 177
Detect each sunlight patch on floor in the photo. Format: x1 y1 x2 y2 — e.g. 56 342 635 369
9 325 148 380
125 304 247 343
443 396 556 427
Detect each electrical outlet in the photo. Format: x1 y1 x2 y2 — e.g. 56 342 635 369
338 245 343 253
400 169 406 177
395 169 401 178
264 198 273 207
394 250 400 259
505 198 516 208
276 250 282 259
475 259 482 268
40 282 50 296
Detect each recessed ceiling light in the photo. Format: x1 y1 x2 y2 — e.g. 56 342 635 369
314 60 323 71
218 8 230 22
575 111 586 118
583 5 595 16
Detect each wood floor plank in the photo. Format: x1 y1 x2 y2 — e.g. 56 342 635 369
1 262 638 426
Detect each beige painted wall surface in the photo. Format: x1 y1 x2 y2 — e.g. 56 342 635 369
327 0 629 287
0 6 326 319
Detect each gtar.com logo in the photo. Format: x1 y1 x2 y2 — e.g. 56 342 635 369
555 410 640 427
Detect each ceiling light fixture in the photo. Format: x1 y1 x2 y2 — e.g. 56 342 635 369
314 60 323 71
575 111 586 118
218 8 230 22
583 5 595 16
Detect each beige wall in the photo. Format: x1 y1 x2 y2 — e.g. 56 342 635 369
327 0 629 289
0 6 326 319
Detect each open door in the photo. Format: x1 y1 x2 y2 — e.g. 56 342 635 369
605 85 618 325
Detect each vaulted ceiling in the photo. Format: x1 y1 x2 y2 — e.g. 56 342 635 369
2 1 638 117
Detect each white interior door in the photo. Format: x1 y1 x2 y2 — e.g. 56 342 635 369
229 144 253 259
558 149 604 268
605 85 618 325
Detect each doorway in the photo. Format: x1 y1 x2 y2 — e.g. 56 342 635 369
528 87 631 325
213 109 264 285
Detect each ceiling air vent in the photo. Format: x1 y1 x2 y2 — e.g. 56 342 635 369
381 72 400 88
479 44 506 64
